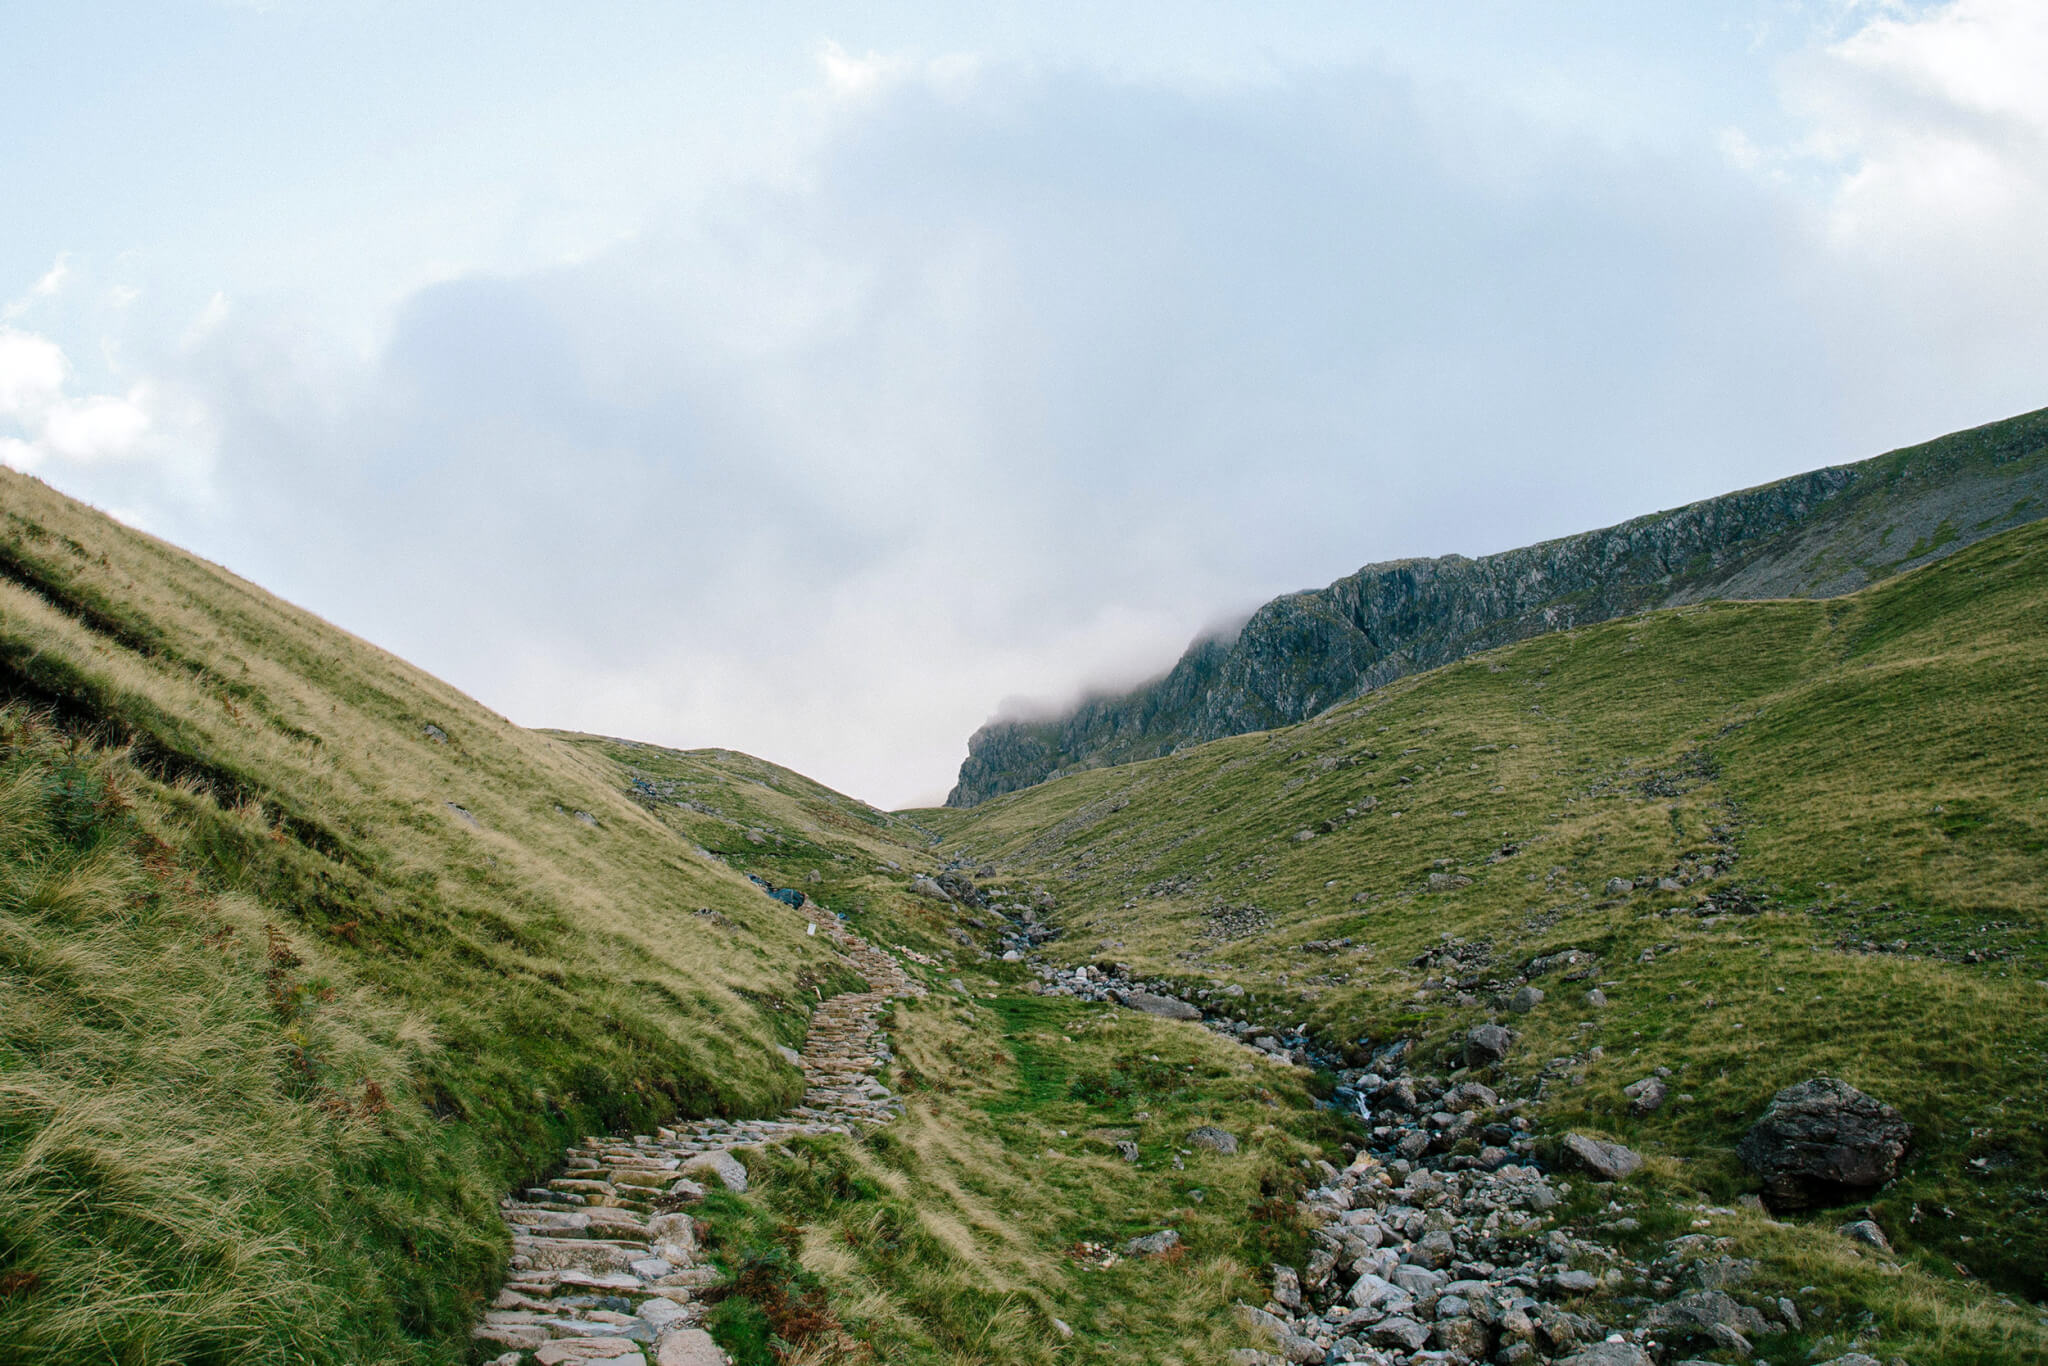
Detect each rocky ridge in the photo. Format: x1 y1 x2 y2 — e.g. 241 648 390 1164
470 923 922 1366
949 405 2048 806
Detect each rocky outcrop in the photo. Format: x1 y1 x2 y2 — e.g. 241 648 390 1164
1737 1077 1911 1208
949 406 2048 805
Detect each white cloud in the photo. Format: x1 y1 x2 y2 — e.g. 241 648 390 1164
39 390 153 462
20 26 2048 807
0 327 210 479
1785 0 2048 247
816 40 980 104
818 41 908 100
0 328 69 416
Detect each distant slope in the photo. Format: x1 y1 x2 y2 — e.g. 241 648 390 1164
948 404 2048 805
926 517 2048 1318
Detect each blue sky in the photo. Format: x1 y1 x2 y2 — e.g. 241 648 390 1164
4 1 2046 805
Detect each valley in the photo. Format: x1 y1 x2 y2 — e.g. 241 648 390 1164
3 430 2047 1366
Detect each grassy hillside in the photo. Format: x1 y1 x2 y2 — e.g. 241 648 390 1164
0 470 891 1361
923 519 2048 1356
0 468 1354 1366
8 460 2047 1365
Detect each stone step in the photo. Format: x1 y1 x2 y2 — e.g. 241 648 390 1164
472 924 918 1358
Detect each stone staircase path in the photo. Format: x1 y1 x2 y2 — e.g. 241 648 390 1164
473 922 923 1366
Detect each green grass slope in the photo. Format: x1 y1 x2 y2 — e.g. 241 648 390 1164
923 519 2048 1343
0 471 881 1362
0 471 1354 1366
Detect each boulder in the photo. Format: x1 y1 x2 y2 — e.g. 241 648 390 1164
1432 1317 1491 1359
1188 1125 1240 1155
1643 1290 1771 1345
1264 1263 1300 1311
1368 1316 1433 1352
1623 1077 1668 1114
908 876 950 901
1442 1081 1498 1113
1508 986 1545 1013
1124 991 1202 1020
1465 1024 1513 1066
1555 1344 1654 1366
1346 1271 1413 1315
680 1151 748 1194
1561 1133 1643 1181
1836 1219 1892 1252
1736 1077 1910 1207
1278 1333 1326 1365
936 871 985 906
1123 1228 1180 1256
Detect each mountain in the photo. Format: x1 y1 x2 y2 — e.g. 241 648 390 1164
947 405 2048 806
7 434 2048 1366
926 513 2048 1338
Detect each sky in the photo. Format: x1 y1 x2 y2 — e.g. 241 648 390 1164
3 1 2046 808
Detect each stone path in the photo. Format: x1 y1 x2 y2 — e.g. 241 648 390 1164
473 923 922 1366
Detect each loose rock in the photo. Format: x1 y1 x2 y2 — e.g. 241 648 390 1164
1562 1133 1643 1181
1466 1023 1514 1065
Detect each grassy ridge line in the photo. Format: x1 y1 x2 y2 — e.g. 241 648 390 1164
0 470 875 1362
919 522 2048 1331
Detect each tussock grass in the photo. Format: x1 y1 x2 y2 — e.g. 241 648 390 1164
0 719 490 1362
699 987 1348 1365
0 470 896 1360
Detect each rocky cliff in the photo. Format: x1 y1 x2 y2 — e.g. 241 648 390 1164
947 405 2048 806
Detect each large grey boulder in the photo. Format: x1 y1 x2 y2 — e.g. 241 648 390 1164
1346 1271 1413 1316
1188 1125 1240 1155
1736 1077 1910 1207
1465 1023 1513 1065
1367 1316 1432 1352
1124 991 1202 1020
1644 1289 1771 1355
1123 1228 1180 1256
1561 1133 1643 1181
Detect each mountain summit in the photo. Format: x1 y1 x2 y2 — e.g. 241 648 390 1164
947 406 2048 806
